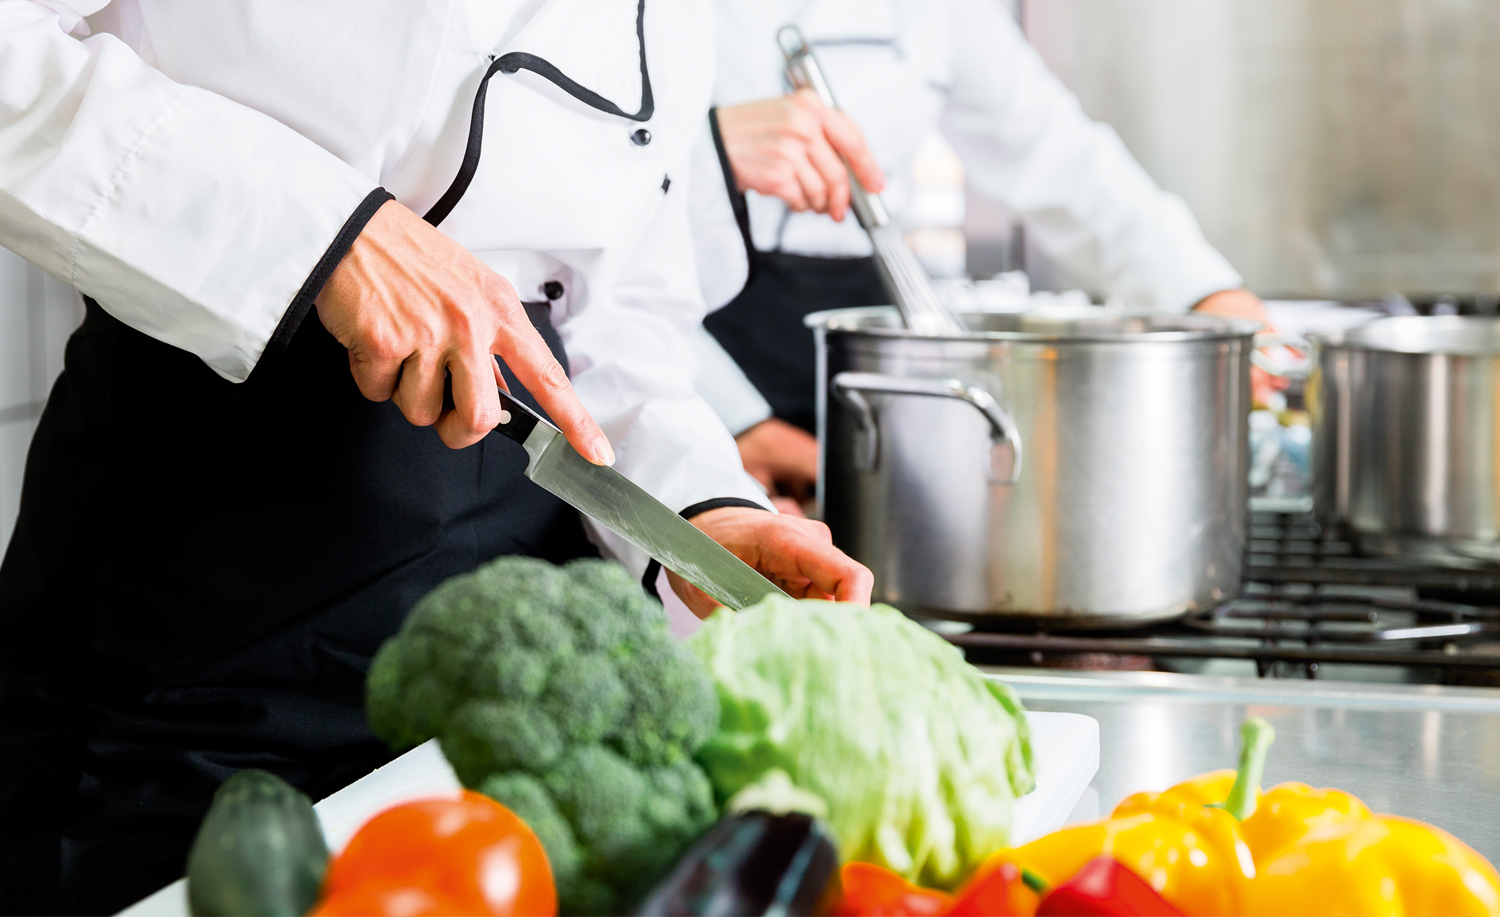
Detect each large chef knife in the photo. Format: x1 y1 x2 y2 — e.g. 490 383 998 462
490 389 790 610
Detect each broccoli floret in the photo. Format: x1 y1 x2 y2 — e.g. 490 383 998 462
545 746 649 868
366 640 423 750
539 656 628 745
441 700 565 786
554 560 657 654
537 747 717 911
612 641 719 766
468 646 550 701
642 758 717 839
365 556 722 915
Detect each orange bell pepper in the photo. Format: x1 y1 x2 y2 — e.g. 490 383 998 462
835 861 954 917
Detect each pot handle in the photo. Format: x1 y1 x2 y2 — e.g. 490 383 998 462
830 371 1022 485
1251 331 1313 379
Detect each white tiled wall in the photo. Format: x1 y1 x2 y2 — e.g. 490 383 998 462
0 247 84 552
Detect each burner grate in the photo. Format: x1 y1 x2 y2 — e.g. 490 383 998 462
943 512 1500 679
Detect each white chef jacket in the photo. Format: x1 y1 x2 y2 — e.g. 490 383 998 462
692 0 1244 434
0 0 772 577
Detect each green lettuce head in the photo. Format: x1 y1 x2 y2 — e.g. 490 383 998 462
687 598 1035 890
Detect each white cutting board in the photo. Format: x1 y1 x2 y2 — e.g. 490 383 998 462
118 711 1098 917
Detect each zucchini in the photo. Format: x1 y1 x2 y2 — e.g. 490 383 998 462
186 769 330 917
634 810 840 916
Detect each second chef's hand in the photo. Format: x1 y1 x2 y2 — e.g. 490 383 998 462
715 88 886 222
1191 288 1288 407
315 200 614 462
667 506 874 618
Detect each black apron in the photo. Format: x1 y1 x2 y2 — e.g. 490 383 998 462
703 251 885 434
0 298 592 914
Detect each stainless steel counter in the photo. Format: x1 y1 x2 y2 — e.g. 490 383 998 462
991 669 1500 863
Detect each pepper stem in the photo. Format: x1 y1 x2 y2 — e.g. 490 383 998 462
1020 868 1049 894
1217 717 1275 821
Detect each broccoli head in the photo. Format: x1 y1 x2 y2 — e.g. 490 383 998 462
365 556 722 915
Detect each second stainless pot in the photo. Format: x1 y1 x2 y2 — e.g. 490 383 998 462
810 307 1256 628
1310 316 1500 564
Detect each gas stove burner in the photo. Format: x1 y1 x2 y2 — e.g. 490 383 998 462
944 511 1500 680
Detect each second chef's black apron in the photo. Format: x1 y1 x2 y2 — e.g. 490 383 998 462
0 28 662 914
699 107 887 437
703 250 885 434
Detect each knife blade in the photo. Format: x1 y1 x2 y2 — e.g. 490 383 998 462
490 389 790 610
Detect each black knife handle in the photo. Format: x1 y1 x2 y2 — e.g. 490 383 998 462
493 388 547 445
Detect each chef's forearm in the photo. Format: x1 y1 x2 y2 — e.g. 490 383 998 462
0 1 380 381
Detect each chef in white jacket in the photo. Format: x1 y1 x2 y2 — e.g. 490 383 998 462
691 0 1274 499
0 1 872 911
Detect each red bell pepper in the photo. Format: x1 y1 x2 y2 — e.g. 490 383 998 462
947 861 1044 916
1035 857 1182 917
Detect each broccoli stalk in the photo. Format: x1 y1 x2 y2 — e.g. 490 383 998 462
366 557 720 915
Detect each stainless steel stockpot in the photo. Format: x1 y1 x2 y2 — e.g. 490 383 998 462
1310 316 1500 564
809 307 1256 628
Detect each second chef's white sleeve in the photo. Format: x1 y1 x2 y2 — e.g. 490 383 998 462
0 1 382 381
559 128 775 578
689 326 772 437
938 0 1242 313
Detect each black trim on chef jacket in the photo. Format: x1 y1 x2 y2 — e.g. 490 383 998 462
425 0 655 227
640 498 769 599
249 187 394 381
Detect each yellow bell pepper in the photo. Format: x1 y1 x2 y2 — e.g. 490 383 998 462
982 721 1274 916
1243 813 1500 916
1238 783 1500 916
1238 781 1371 866
971 717 1500 917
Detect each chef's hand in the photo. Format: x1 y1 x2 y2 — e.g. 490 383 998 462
315 200 614 460
1192 288 1271 327
736 418 818 508
1192 288 1287 407
667 507 873 618
716 89 885 222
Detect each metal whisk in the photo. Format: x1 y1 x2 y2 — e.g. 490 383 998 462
778 25 968 337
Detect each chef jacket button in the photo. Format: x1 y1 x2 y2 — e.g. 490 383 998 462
543 280 564 301
631 128 652 146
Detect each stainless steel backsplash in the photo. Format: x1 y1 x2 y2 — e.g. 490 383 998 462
1022 0 1500 299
